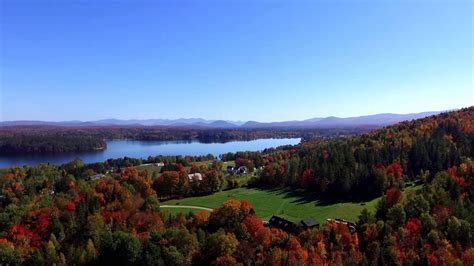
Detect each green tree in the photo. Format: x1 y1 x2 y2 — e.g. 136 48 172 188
0 244 21 265
206 170 224 192
45 239 58 265
206 231 238 258
358 208 376 225
163 246 185 266
387 204 406 228
404 194 430 218
100 231 141 265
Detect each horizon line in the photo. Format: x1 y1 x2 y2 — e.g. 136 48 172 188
0 107 465 123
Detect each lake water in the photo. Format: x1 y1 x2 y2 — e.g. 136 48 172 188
0 138 300 167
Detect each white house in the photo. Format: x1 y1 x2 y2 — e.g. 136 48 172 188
188 173 203 182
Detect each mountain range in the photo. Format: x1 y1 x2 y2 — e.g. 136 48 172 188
0 111 445 128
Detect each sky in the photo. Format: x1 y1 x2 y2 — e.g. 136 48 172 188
0 0 472 122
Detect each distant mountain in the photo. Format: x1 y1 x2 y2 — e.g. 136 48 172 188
0 110 448 128
240 111 443 128
93 118 211 126
0 120 96 127
308 112 442 127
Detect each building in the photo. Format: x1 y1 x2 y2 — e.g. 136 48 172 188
235 166 247 174
226 166 235 174
327 218 356 232
88 174 105 181
268 216 297 233
300 218 320 229
188 173 203 182
227 166 248 175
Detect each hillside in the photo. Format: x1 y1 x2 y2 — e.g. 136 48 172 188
243 107 473 199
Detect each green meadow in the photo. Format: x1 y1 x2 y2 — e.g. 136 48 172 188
163 187 377 222
162 185 422 222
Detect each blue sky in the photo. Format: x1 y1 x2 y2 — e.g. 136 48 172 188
0 0 472 122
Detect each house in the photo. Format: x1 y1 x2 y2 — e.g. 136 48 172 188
268 216 297 233
226 166 235 174
155 162 165 167
226 166 248 175
300 218 319 229
235 166 247 174
88 174 105 181
188 173 203 182
328 218 356 232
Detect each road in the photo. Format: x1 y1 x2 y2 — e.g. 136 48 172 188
160 205 213 212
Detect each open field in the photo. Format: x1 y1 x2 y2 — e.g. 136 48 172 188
160 206 212 217
161 207 202 216
164 188 375 222
185 160 236 171
163 185 422 222
136 164 162 177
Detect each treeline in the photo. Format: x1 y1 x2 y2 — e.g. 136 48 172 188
0 125 369 155
0 161 472 264
0 135 106 155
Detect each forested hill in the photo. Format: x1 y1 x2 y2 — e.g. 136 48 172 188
254 107 473 199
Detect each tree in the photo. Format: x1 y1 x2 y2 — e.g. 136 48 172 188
385 187 401 208
206 231 238 258
386 162 403 180
45 239 58 264
358 208 376 225
387 204 406 228
420 213 437 235
153 171 179 198
209 200 252 234
212 255 240 266
462 248 474 265
206 170 224 192
366 241 380 265
100 231 141 265
286 238 308 265
404 194 429 218
0 243 21 265
163 246 185 266
447 216 473 246
85 238 99 263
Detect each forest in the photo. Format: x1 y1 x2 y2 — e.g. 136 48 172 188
0 107 473 265
0 125 370 155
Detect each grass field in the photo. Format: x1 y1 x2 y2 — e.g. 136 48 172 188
163 185 422 222
161 207 204 216
163 187 376 222
136 165 162 178
185 160 235 171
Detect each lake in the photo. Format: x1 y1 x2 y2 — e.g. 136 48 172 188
0 138 300 167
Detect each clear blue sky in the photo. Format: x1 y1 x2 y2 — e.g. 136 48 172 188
0 0 472 122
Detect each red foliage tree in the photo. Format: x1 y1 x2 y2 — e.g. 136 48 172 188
9 224 41 249
286 238 308 265
386 162 403 179
385 187 401 208
461 248 474 265
427 254 439 266
299 169 313 188
65 201 76 212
